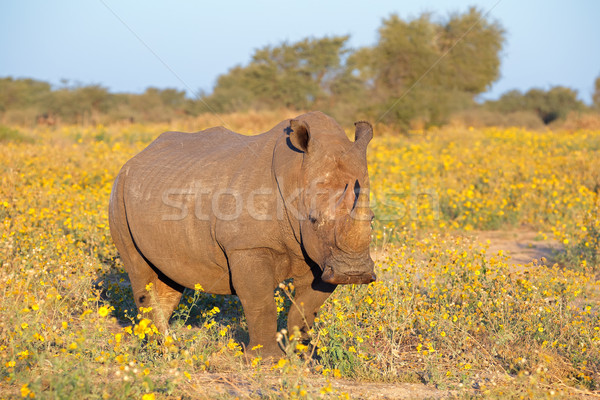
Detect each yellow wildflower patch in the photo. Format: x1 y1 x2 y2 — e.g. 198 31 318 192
0 121 599 397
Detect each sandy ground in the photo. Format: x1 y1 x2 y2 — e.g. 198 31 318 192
187 372 456 399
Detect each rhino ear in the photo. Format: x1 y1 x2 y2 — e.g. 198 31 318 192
354 120 373 144
289 119 311 153
352 120 373 157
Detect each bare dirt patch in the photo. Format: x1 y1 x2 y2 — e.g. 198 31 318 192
471 229 563 267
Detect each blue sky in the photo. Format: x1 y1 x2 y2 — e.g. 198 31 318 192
1 0 599 103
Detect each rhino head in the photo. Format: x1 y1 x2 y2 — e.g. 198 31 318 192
288 116 376 285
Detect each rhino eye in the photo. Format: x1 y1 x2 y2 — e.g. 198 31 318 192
308 212 318 224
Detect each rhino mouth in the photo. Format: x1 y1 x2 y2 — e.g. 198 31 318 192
321 265 376 285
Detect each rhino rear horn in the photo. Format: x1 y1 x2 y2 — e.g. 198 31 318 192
289 120 311 153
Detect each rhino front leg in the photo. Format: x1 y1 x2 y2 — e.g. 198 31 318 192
229 250 282 359
287 272 337 342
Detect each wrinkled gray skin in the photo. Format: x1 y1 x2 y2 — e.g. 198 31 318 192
108 111 375 358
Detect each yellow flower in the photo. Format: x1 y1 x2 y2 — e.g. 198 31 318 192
142 394 155 400
296 343 308 352
98 306 109 317
320 383 333 394
133 318 153 339
227 339 240 350
164 335 174 346
272 358 288 370
20 383 33 398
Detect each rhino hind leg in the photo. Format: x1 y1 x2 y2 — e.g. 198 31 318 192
110 204 183 333
135 264 185 335
115 235 185 334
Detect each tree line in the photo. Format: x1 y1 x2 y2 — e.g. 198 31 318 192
202 7 509 127
0 78 201 125
1 7 599 128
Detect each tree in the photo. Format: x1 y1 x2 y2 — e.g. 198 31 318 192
525 87 583 123
0 77 51 112
438 8 504 94
125 87 188 121
205 36 352 112
487 86 584 124
43 84 111 124
353 7 505 127
593 75 600 111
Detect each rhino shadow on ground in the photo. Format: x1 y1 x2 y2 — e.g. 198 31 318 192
94 259 301 347
95 240 331 353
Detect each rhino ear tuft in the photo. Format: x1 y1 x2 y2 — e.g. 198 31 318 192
289 119 311 153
